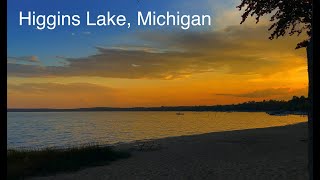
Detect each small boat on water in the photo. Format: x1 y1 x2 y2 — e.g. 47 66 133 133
176 112 184 115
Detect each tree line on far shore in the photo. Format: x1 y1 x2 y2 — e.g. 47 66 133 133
208 96 309 113
8 96 309 113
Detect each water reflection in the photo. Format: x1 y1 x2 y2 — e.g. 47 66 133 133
7 111 307 149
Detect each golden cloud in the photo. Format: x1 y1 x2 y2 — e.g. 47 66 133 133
8 25 307 80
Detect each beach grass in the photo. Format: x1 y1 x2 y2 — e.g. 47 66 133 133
7 145 130 180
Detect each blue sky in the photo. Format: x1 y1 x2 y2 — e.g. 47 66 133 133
8 0 308 108
8 0 221 66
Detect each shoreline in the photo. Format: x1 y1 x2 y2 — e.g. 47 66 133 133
8 109 307 115
30 122 308 180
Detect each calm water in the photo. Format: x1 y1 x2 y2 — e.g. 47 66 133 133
7 111 307 149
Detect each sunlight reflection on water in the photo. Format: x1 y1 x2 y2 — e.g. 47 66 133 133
7 111 307 149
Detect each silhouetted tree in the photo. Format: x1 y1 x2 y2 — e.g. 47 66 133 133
237 0 313 179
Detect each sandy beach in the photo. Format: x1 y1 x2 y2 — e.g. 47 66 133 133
30 122 308 180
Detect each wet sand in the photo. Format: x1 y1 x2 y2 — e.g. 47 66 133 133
30 123 308 180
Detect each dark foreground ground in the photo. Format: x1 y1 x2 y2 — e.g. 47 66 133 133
30 123 308 180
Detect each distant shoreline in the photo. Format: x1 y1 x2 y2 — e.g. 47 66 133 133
7 108 308 116
7 96 309 114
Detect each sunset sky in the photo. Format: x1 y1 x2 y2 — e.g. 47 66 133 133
7 0 308 108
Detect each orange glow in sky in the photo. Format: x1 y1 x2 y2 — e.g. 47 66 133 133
7 13 308 108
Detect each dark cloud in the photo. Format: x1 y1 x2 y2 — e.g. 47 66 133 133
216 88 306 98
7 25 306 79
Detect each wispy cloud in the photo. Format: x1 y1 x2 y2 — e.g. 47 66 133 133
7 25 306 80
8 83 120 108
8 82 115 94
216 87 307 98
7 56 40 64
82 31 91 35
131 64 141 67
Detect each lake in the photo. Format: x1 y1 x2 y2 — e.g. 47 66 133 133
7 111 307 149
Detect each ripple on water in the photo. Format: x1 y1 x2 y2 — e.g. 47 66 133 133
7 112 307 149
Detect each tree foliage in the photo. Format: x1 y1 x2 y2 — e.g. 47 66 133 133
237 0 312 49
